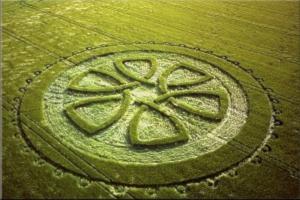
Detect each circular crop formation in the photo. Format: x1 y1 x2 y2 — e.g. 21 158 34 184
19 44 272 185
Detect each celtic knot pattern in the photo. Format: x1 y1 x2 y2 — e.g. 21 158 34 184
64 56 229 146
20 44 270 185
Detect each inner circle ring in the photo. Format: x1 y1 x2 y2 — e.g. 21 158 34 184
19 43 272 185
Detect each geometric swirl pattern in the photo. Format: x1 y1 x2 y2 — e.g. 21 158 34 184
64 57 228 146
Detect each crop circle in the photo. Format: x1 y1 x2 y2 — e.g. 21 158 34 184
19 44 272 185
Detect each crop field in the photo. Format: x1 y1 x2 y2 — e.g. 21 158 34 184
2 0 300 199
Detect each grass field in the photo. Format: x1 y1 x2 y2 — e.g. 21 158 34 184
2 0 300 198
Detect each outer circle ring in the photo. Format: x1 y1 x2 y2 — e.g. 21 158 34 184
18 43 272 185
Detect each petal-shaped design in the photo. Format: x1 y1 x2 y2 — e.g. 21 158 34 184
158 62 213 93
155 90 228 121
64 91 131 135
129 100 188 146
114 56 157 85
68 68 139 93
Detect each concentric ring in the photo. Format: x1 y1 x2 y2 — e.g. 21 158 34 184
18 43 272 185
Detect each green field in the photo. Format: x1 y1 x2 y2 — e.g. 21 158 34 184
2 0 300 199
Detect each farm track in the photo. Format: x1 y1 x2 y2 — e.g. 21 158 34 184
3 27 299 106
21 1 300 65
4 1 299 103
3 3 300 105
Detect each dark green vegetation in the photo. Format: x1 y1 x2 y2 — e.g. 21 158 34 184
2 0 300 199
129 102 189 146
65 92 130 135
155 89 228 121
115 56 158 85
158 62 212 92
